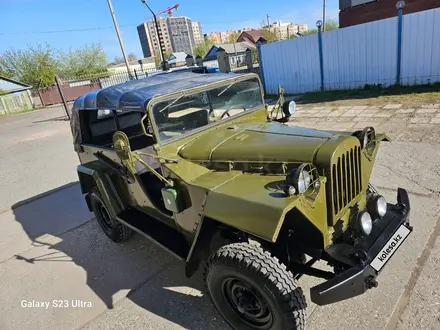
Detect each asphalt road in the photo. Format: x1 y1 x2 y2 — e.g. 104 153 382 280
0 106 439 330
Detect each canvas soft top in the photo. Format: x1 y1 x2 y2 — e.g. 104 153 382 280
71 72 238 112
70 72 249 152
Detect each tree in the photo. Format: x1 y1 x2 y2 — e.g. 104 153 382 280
112 52 138 64
127 53 137 61
112 56 125 65
0 43 59 88
227 31 240 44
154 55 161 69
0 66 10 78
260 20 279 43
59 43 108 79
193 37 215 58
303 19 339 35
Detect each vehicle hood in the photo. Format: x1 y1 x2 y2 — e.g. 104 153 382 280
178 122 338 165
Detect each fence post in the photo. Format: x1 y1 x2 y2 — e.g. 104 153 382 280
396 1 405 85
245 48 253 70
317 20 324 92
257 41 267 95
54 75 70 120
217 48 231 73
185 55 195 67
195 56 203 66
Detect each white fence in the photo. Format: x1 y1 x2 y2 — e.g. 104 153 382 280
260 7 440 94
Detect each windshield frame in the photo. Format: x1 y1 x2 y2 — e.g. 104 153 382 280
146 73 265 146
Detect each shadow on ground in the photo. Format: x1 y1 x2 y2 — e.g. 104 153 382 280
10 183 227 329
32 115 69 123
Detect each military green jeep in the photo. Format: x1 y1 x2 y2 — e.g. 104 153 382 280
71 72 412 330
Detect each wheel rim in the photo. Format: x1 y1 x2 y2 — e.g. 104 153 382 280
93 197 112 231
222 277 273 329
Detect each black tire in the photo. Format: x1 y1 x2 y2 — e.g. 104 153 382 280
205 242 306 330
90 187 132 243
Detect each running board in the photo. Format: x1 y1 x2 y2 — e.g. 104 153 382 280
116 208 190 260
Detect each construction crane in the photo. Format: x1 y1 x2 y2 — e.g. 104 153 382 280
145 4 179 20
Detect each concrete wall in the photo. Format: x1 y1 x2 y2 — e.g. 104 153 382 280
339 0 440 28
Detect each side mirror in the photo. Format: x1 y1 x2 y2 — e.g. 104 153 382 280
282 100 296 117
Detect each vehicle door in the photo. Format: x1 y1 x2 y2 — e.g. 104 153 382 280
78 108 176 228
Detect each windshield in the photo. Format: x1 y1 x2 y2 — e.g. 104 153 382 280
151 78 262 141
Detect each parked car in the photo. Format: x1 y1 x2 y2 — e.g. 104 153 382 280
70 72 413 330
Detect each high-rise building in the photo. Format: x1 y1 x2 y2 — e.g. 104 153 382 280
137 23 153 58
146 17 173 58
137 16 197 60
192 22 203 45
168 16 196 56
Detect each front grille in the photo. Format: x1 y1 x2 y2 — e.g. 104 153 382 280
332 146 362 216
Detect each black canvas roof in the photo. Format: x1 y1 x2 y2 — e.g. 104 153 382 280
72 72 238 112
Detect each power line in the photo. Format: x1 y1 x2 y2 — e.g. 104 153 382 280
0 14 310 36
0 26 117 35
0 18 262 36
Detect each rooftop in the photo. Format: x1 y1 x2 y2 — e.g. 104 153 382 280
0 75 32 93
167 52 189 64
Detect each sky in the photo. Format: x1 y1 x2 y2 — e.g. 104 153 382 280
0 0 339 61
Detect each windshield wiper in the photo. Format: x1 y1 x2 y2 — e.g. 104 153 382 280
160 93 186 113
217 81 237 97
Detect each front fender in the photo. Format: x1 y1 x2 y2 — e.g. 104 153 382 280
200 173 328 243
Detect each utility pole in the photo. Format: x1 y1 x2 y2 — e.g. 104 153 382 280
266 14 270 27
141 0 167 71
107 0 133 78
322 0 326 32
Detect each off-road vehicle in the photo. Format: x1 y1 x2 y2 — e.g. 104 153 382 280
70 72 413 330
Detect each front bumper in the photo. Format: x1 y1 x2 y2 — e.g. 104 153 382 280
310 188 413 306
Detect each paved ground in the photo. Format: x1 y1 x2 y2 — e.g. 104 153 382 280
0 105 439 330
289 103 440 143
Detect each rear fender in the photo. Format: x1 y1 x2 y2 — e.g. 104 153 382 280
77 164 125 217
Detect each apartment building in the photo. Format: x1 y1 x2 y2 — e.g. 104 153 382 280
147 17 174 57
168 16 196 56
138 16 197 60
137 23 154 58
290 23 308 34
205 30 244 44
265 21 308 39
192 21 203 45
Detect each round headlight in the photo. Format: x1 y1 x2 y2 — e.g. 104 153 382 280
297 170 311 194
376 196 387 217
368 195 387 218
358 212 373 235
286 164 315 195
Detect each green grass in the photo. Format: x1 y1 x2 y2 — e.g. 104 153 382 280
296 83 440 106
267 83 440 107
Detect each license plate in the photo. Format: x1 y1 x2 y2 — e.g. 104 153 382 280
370 225 411 272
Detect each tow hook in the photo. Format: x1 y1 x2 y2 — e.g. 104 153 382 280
366 276 378 289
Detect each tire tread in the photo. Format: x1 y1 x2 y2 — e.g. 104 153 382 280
205 242 306 330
